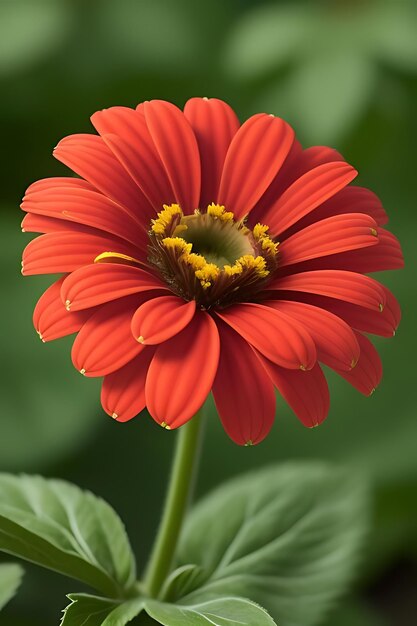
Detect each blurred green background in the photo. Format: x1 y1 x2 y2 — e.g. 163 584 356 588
0 0 416 624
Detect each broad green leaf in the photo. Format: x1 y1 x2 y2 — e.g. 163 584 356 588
0 474 136 598
145 597 277 626
1 215 101 471
176 463 368 626
61 593 145 626
0 562 24 610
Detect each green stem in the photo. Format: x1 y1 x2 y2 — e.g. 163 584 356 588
144 412 204 598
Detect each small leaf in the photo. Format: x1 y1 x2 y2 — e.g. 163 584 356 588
145 596 277 626
177 463 368 626
0 562 24 610
61 593 145 626
0 474 136 598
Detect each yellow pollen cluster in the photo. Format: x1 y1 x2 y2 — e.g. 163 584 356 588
151 204 182 235
224 254 269 278
207 203 234 222
162 237 192 255
253 223 279 256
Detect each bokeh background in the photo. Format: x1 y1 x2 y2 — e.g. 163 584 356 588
1 0 416 624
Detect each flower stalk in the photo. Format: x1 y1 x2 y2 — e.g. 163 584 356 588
144 411 204 598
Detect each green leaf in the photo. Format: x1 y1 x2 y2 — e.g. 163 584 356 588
160 564 206 603
61 593 145 626
0 474 136 598
0 562 24 610
145 597 277 626
176 463 368 626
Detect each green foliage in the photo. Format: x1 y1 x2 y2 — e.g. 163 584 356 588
176 463 368 626
0 563 23 610
62 594 276 626
61 593 145 626
0 474 136 598
145 597 277 626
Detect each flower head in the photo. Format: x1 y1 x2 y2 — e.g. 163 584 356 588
22 98 403 445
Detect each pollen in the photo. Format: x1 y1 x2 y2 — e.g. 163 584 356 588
162 237 192 255
235 255 269 278
151 204 182 236
195 263 220 289
207 203 234 222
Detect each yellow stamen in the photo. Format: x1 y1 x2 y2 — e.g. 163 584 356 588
195 263 220 289
137 335 145 344
162 237 192 255
207 203 234 222
253 222 279 256
151 204 182 236
160 421 171 430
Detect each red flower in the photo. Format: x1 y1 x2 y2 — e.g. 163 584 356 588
22 98 403 445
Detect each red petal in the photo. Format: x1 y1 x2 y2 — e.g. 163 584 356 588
53 134 153 218
61 264 167 311
283 186 388 236
267 300 360 371
143 100 201 213
279 213 379 267
217 114 294 219
71 297 145 377
101 348 155 422
216 303 316 370
270 270 386 312
91 106 175 211
283 228 403 273
22 179 144 244
278 289 400 338
33 277 93 342
263 161 357 236
249 144 344 225
184 97 240 207
22 232 140 275
336 332 382 395
22 213 98 236
145 312 220 429
260 358 330 427
131 295 196 345
212 321 275 445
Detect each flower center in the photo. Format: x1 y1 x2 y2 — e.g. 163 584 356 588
147 204 279 309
